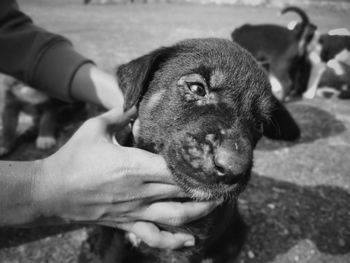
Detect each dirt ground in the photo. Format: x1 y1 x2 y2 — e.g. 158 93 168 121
0 0 349 262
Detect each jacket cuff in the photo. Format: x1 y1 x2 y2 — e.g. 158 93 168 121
31 41 93 101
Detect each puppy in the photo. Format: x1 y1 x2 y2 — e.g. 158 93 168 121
0 76 85 156
314 49 350 99
83 38 300 263
302 28 350 99
231 6 317 101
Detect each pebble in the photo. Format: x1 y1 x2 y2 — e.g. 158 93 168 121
267 203 276 209
248 250 255 259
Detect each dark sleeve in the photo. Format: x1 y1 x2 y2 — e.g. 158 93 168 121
0 0 93 100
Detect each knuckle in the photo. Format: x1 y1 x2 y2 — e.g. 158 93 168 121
145 238 161 248
145 236 178 250
83 118 99 128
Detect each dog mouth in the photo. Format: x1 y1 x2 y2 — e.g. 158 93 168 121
164 132 253 201
131 117 253 201
171 168 251 201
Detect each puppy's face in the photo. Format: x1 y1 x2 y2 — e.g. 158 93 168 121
117 39 276 200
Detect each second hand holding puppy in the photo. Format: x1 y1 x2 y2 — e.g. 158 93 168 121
34 108 219 249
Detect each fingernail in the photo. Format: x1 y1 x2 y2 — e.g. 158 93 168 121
184 238 195 247
127 106 137 116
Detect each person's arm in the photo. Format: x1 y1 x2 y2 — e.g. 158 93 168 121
0 108 219 249
0 160 44 226
0 0 123 111
0 0 220 249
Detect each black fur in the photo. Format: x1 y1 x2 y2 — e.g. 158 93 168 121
83 38 300 263
319 34 350 62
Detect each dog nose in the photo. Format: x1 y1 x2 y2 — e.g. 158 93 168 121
214 141 250 184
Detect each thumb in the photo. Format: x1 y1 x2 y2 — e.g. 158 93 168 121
99 106 137 126
118 222 195 249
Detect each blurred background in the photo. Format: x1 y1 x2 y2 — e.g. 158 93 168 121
0 0 349 262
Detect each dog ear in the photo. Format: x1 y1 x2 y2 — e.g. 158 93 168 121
116 47 175 111
263 97 301 141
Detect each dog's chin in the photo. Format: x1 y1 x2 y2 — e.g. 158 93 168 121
172 171 251 201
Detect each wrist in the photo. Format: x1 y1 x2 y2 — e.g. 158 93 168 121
0 160 49 226
31 157 68 225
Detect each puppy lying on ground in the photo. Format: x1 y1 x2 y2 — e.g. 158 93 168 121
315 49 350 99
0 76 85 157
82 38 300 263
301 28 350 99
231 6 317 101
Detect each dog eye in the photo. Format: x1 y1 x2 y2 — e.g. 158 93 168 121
187 83 206 97
253 121 264 134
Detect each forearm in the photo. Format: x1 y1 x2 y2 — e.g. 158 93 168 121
0 160 44 227
0 160 74 227
0 0 124 110
70 63 125 111
27 37 124 110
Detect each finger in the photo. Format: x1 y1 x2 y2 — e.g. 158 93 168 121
119 222 195 249
134 201 220 226
123 147 175 183
85 107 137 138
97 184 185 209
99 106 137 128
110 183 186 205
141 183 188 200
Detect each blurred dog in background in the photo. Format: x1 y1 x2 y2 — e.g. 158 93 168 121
232 6 317 102
300 27 350 99
0 76 86 157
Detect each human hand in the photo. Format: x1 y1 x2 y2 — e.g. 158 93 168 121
33 108 219 249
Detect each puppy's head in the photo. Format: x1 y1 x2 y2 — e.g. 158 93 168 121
117 38 289 200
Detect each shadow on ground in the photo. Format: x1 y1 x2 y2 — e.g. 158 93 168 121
257 102 346 151
236 173 350 262
0 225 83 249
